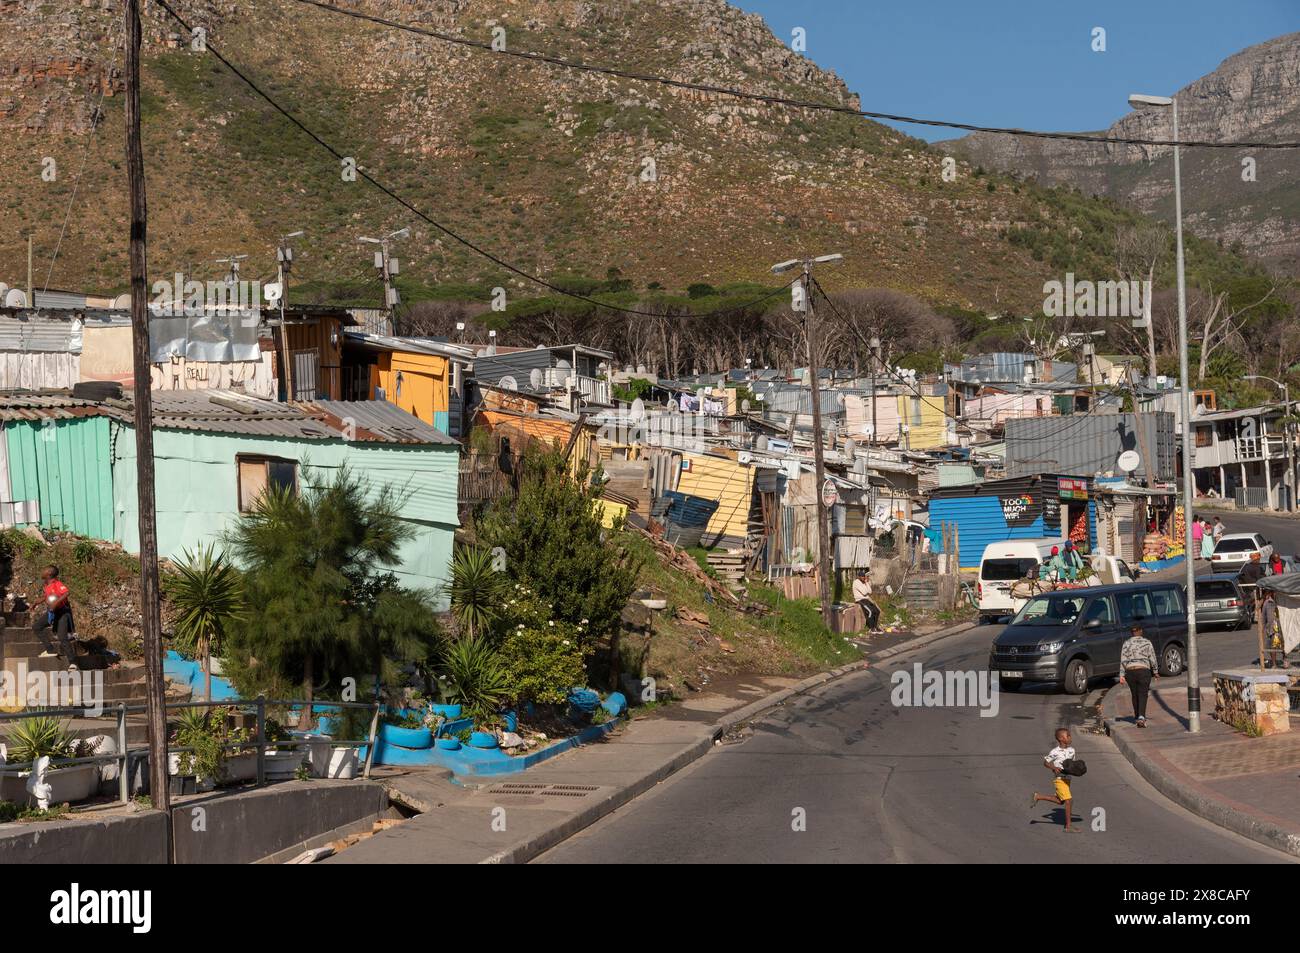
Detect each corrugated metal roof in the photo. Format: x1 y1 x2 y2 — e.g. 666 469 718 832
0 388 455 446
0 315 83 353
303 400 458 446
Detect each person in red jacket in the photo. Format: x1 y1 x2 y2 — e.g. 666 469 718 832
32 564 77 668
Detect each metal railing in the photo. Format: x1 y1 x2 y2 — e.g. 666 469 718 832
0 695 381 807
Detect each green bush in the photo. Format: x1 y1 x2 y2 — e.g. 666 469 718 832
440 636 509 720
497 589 590 706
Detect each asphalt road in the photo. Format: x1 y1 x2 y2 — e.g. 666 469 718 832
535 623 1290 864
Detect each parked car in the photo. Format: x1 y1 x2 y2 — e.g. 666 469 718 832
1191 574 1253 630
1210 532 1273 571
988 582 1188 694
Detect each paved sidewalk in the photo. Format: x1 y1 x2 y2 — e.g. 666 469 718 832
323 621 973 864
1103 674 1300 857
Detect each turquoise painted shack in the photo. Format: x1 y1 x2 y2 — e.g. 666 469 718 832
0 390 459 607
112 391 460 605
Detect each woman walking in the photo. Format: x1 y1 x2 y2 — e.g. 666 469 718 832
1200 519 1215 560
1119 625 1158 727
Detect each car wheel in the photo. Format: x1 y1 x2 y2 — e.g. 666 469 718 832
1160 643 1185 677
1063 658 1090 695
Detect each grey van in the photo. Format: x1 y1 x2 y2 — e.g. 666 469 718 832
988 582 1188 694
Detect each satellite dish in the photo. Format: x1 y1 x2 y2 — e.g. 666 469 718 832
3 289 27 308
528 368 543 389
499 376 518 391
630 397 645 421
263 281 283 303
741 399 750 412
1118 450 1141 473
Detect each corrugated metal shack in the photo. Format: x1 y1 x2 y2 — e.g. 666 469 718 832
1004 413 1175 483
928 473 1097 570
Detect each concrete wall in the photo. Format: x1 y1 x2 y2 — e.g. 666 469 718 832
0 781 386 864
171 781 387 864
0 810 168 864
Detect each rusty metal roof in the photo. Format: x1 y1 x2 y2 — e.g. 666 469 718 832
301 399 458 445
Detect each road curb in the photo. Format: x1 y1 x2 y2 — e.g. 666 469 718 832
869 620 977 662
483 619 978 863
1102 699 1300 859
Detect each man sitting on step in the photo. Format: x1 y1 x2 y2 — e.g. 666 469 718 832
32 564 77 670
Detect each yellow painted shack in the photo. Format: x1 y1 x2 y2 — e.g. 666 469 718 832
675 451 755 547
342 333 472 438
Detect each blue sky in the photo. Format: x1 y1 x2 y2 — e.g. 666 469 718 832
735 1 1298 141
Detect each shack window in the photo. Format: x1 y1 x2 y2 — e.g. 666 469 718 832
1194 426 1212 448
237 455 298 512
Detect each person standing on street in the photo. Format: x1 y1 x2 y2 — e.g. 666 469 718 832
1212 516 1225 545
852 568 881 633
1119 625 1158 727
1199 519 1214 561
1192 517 1204 560
32 564 77 670
1262 590 1288 669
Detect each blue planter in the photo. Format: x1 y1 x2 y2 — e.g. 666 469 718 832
378 724 433 750
503 710 518 733
468 731 499 749
435 737 461 751
602 692 627 717
429 704 463 719
438 717 473 739
567 688 601 713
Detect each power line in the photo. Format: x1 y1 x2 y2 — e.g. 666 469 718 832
290 0 1300 151
153 0 795 322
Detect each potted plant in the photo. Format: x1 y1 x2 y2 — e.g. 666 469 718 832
261 717 306 780
171 707 226 792
3 717 99 806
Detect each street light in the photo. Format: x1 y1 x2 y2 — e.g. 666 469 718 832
1130 90 1200 732
1245 374 1295 512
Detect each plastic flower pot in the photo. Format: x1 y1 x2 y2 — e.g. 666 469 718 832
378 724 433 750
435 737 461 751
262 749 306 780
467 731 499 749
221 752 258 783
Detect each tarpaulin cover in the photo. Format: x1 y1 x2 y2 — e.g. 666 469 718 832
149 310 261 363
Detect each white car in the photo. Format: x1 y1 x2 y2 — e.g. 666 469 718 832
1210 532 1273 570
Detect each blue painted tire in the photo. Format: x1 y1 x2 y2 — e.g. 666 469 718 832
503 710 518 733
430 704 462 718
468 731 499 749
435 737 461 750
378 724 433 750
602 692 627 716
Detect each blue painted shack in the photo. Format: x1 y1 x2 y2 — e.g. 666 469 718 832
928 473 1097 570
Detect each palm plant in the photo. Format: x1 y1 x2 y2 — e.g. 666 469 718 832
440 636 508 720
167 544 246 702
448 545 506 640
6 716 75 765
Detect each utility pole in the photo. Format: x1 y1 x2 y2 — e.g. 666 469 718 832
125 0 171 835
275 231 303 401
26 235 33 306
359 227 408 335
773 253 843 626
869 335 880 446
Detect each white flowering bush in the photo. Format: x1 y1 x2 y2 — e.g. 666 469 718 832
497 585 589 706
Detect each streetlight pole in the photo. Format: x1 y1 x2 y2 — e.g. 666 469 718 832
869 335 880 445
1245 374 1295 512
773 253 843 627
1131 91 1200 732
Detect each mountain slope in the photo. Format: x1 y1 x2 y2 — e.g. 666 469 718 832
0 0 1263 313
940 32 1300 274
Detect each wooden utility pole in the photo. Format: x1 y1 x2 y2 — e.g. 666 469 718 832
125 0 171 828
803 267 834 625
